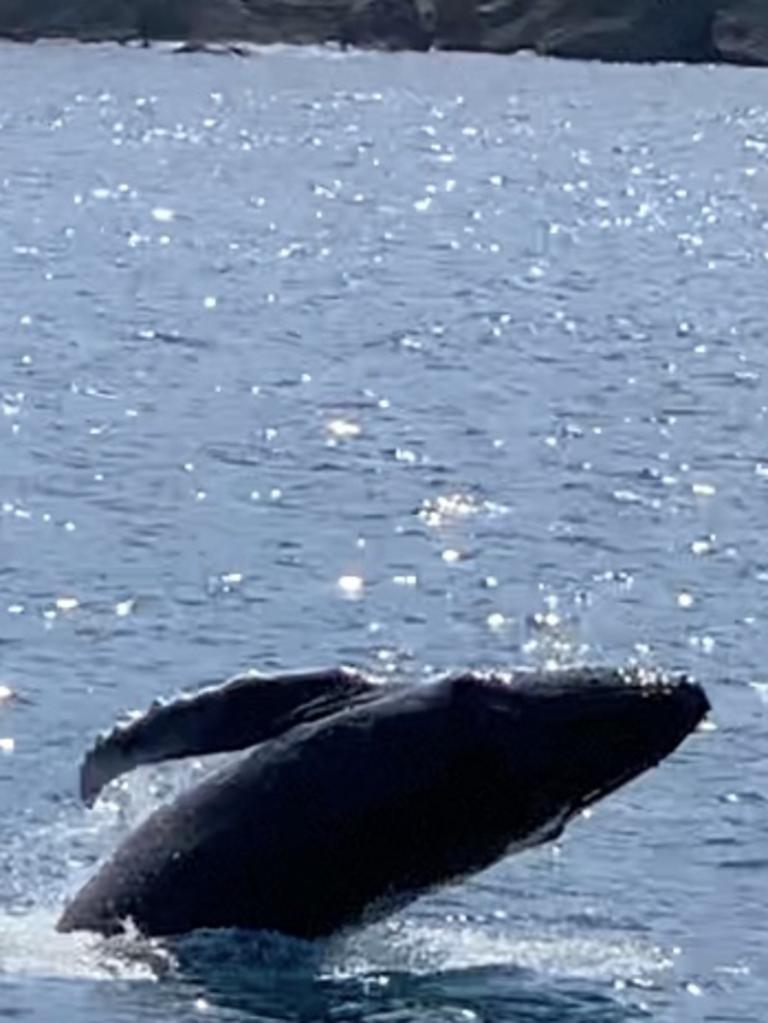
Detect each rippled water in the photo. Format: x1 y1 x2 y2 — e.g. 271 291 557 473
1 40 767 1023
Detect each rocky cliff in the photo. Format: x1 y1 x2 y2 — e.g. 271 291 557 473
0 0 767 65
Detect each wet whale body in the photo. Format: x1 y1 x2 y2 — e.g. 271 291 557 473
57 666 709 938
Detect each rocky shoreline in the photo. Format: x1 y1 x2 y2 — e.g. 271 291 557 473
1 0 767 66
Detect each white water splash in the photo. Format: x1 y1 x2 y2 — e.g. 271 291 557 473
0 909 170 981
327 917 674 984
0 755 238 983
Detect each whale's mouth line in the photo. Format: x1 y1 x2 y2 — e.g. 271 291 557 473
571 761 654 817
569 710 713 819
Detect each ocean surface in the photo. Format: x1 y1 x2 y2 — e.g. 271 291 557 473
0 40 766 1023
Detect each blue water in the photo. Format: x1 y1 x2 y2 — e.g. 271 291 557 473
0 40 767 1022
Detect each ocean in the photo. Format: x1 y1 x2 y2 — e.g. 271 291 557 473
0 41 766 1022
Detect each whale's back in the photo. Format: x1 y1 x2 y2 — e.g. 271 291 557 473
58 681 489 936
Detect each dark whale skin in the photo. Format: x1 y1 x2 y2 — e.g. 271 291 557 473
57 667 709 938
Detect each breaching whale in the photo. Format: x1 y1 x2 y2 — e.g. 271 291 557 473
57 665 709 938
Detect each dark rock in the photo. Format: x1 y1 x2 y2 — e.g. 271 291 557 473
135 0 257 42
341 0 435 50
0 0 257 44
713 0 768 65
476 0 719 62
1 0 768 67
234 0 350 46
0 28 39 41
0 0 134 42
434 0 482 48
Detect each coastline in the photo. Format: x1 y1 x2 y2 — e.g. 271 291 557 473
1 0 766 65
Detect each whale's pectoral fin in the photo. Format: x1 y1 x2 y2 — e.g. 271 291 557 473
80 667 383 806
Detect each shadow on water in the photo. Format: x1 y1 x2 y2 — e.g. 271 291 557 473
0 921 641 1023
162 927 645 1023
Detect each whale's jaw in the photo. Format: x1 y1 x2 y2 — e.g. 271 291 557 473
569 671 710 813
464 666 710 837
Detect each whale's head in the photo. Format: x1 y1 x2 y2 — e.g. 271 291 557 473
450 666 709 845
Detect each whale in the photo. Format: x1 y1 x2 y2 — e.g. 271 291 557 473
57 665 709 938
